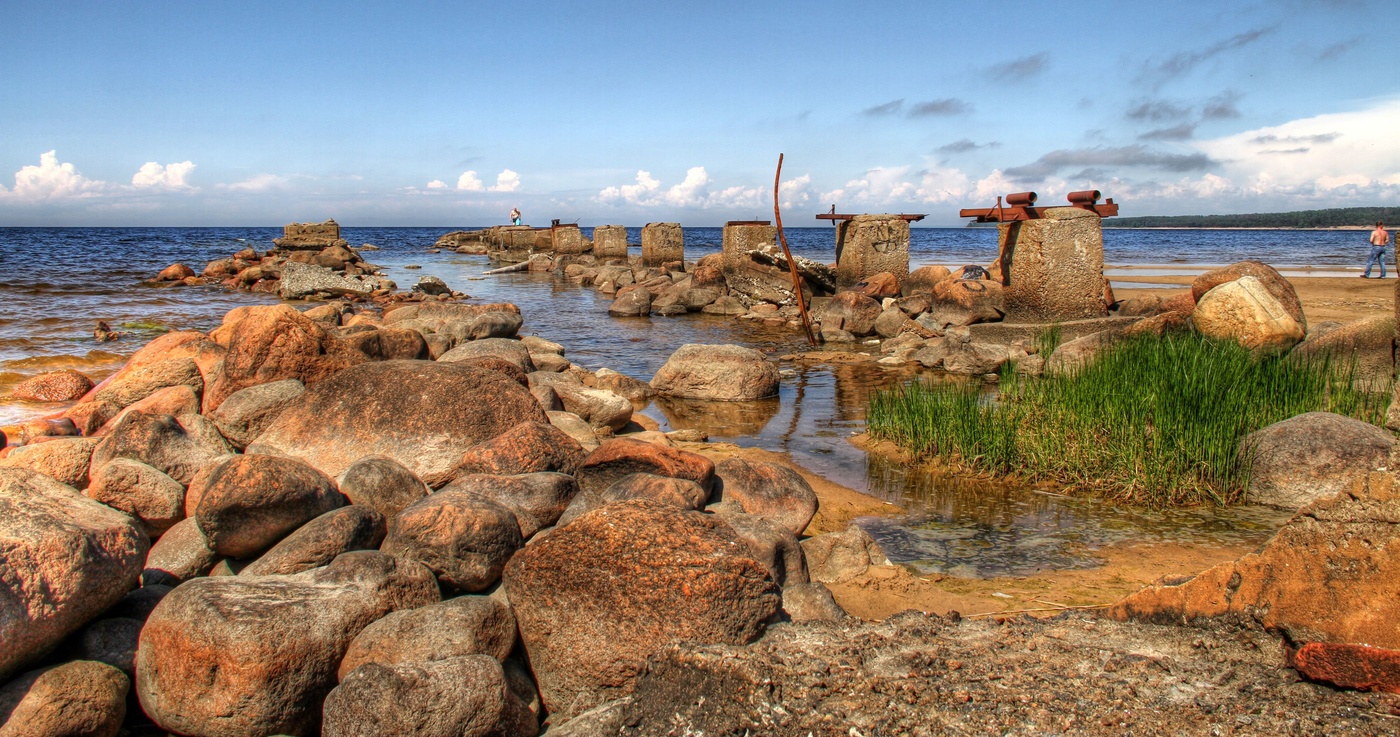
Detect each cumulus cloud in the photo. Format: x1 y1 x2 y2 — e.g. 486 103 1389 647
426 179 448 190
456 171 484 191
132 161 196 190
989 52 1049 81
0 150 107 200
490 169 521 193
596 167 811 211
224 173 287 192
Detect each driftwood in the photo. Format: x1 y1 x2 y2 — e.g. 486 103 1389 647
482 255 549 275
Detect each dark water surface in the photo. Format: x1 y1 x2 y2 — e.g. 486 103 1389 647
0 225 1313 575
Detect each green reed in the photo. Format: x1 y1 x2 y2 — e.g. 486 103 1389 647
868 332 1392 506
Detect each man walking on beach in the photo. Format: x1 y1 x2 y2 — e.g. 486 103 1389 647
1364 221 1390 278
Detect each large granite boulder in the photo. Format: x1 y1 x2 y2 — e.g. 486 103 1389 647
1191 260 1305 327
1191 276 1306 352
239 505 385 577
11 369 94 402
204 304 365 412
249 360 548 487
456 420 586 477
812 292 882 336
0 468 148 681
336 455 430 529
208 378 305 449
86 458 186 537
902 265 953 295
136 551 439 737
0 437 98 489
0 660 129 737
1109 471 1400 651
1241 412 1396 510
92 357 202 412
712 457 818 535
324 656 537 737
926 278 1005 328
437 338 535 373
89 411 230 486
338 595 517 678
574 438 716 497
439 472 577 539
192 454 345 559
503 500 780 719
380 491 523 592
649 344 779 401
141 517 220 587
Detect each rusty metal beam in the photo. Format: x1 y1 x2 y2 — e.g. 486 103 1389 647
725 220 772 226
815 213 927 222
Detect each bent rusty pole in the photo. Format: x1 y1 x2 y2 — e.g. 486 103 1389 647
774 153 816 347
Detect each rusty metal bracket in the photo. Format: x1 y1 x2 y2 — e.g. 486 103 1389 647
959 190 1119 222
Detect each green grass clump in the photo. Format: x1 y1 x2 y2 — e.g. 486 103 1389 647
868 332 1392 506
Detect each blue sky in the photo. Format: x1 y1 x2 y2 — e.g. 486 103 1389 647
2 0 1397 226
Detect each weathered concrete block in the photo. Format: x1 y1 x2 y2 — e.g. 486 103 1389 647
721 223 777 274
274 220 346 251
642 223 684 266
593 225 629 259
551 225 588 254
996 207 1109 322
835 216 909 291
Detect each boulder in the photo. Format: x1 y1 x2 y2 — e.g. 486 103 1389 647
89 412 229 486
926 279 1005 328
0 437 98 489
337 596 517 679
439 472 577 539
92 357 202 411
337 326 429 362
457 420 586 477
649 344 779 401
872 306 912 338
207 378 306 449
192 454 345 559
380 491 523 592
249 360 548 488
941 342 1012 375
1191 260 1305 327
850 271 900 299
528 374 632 430
801 524 891 584
607 287 653 317
278 260 377 299
701 295 748 316
1290 642 1400 695
324 656 537 737
0 660 128 737
1109 470 1400 651
813 292 882 336
602 472 709 510
588 368 657 402
86 458 186 537
0 468 148 681
575 438 716 497
1046 331 1117 376
413 275 451 296
781 582 848 622
136 551 439 737
204 304 365 412
141 516 220 587
10 370 94 402
465 311 524 340
1115 295 1163 317
902 265 952 295
712 457 818 535
1191 276 1306 352
713 510 809 587
239 506 386 576
1241 412 1396 510
98 384 202 433
1290 314 1395 385
336 455 431 528
503 500 780 718
438 338 536 373
548 411 601 452
64 616 144 676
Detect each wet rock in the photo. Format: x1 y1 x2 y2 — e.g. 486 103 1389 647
649 344 779 401
141 516 220 587
608 286 653 317
1242 412 1396 510
0 468 148 681
529 373 633 430
324 656 537 737
204 304 365 412
1291 642 1400 695
64 616 144 676
137 551 439 737
192 454 345 559
249 360 547 487
440 472 577 539
158 263 196 281
802 524 891 584
1192 276 1306 352
207 378 305 449
1109 470 1400 650
712 457 818 535
0 660 128 737
503 500 780 718
86 458 186 537
438 337 536 373
813 292 882 336
0 437 98 489
11 370 94 402
575 438 716 497
337 596 517 678
380 491 523 592
713 510 809 587
239 505 385 576
457 421 586 478
93 357 202 411
336 455 430 528
903 265 952 295
1191 260 1305 328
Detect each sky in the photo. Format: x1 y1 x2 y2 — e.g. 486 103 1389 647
1 0 1397 226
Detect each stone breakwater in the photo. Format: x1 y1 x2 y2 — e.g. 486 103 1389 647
2 243 1400 733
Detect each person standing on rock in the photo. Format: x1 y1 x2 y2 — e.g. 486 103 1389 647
510 208 522 226
1363 221 1390 278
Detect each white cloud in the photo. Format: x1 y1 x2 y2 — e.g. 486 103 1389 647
0 150 107 200
426 179 448 190
132 160 196 190
224 173 287 192
457 171 484 191
490 169 521 193
595 167 811 211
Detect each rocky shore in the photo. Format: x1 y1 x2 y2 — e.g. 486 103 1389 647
3 223 1400 735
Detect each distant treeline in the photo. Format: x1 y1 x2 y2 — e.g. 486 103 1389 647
1105 207 1400 229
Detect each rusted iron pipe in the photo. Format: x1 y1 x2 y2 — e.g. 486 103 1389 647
774 153 817 347
1005 191 1037 206
1067 189 1102 205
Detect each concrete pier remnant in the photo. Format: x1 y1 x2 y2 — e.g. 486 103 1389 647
593 225 629 259
551 225 589 254
720 221 777 273
274 220 347 251
996 206 1109 322
834 215 910 290
642 222 684 266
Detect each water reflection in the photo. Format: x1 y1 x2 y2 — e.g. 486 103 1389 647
653 395 781 437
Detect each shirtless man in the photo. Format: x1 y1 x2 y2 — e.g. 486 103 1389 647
1364 221 1390 278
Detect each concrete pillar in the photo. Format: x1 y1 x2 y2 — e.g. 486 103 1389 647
720 222 777 273
996 206 1109 322
834 215 910 290
641 222 684 266
592 225 629 258
551 225 588 254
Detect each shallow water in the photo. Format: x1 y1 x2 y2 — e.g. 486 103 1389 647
0 225 1318 576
